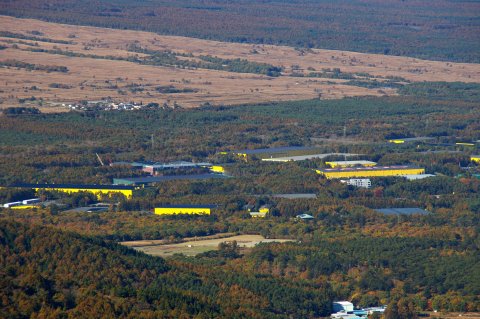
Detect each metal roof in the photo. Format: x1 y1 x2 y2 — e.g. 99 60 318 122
374 208 429 215
402 174 436 180
326 160 376 166
10 183 135 190
235 146 315 155
262 153 361 162
319 165 421 172
113 173 228 185
296 214 314 219
144 161 212 169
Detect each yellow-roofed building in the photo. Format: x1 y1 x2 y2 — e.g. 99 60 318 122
10 183 134 199
471 155 480 164
209 165 225 173
154 205 215 215
388 139 405 144
10 205 39 210
259 206 270 214
316 166 425 179
250 212 267 218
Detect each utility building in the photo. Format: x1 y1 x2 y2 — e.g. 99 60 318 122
154 205 216 215
316 165 425 179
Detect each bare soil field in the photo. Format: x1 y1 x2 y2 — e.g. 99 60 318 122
122 234 294 257
1 16 479 112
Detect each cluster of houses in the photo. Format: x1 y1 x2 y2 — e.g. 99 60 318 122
65 101 158 111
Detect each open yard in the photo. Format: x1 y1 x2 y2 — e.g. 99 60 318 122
1 16 480 112
121 234 294 257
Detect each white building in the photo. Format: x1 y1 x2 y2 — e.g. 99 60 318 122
341 178 371 188
333 301 354 313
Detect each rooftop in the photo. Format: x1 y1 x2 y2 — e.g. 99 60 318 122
318 165 421 173
144 161 212 169
113 173 228 185
326 160 376 167
111 161 212 169
10 183 135 190
296 213 314 219
402 174 436 180
262 153 361 162
235 146 315 155
374 208 429 215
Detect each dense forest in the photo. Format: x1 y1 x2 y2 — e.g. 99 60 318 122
0 220 334 318
1 0 479 62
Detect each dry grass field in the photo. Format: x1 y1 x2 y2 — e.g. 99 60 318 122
122 234 294 257
1 16 480 112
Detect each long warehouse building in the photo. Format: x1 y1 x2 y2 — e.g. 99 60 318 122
10 183 135 198
316 165 425 179
154 205 217 215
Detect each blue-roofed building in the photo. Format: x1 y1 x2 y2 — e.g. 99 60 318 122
374 208 429 215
